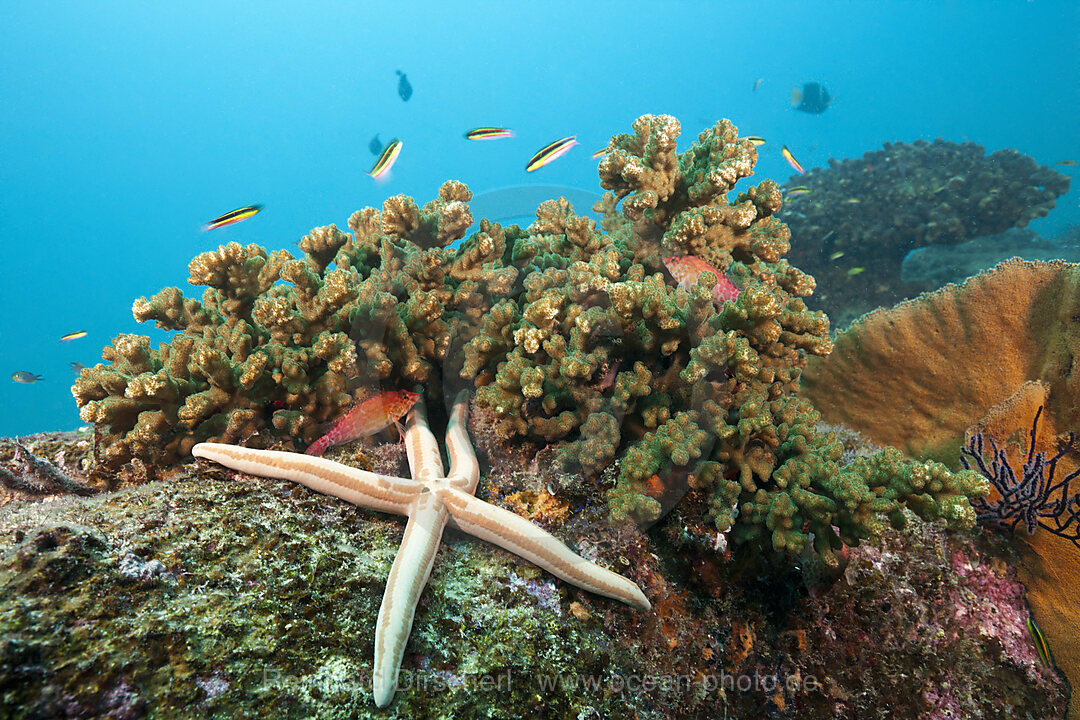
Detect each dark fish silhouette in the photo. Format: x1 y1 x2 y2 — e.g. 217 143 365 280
396 70 412 102
369 134 383 156
792 82 832 114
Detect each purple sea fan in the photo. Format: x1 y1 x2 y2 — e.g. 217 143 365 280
960 405 1080 546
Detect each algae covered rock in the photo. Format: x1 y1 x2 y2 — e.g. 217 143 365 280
0 430 1064 719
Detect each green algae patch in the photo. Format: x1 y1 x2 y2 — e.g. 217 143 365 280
0 469 653 719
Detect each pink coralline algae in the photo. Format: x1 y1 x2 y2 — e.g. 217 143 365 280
786 517 1066 718
949 549 1043 671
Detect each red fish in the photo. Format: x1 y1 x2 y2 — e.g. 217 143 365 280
662 255 740 305
306 390 420 456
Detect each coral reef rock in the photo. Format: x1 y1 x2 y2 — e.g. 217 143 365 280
0 430 1066 719
781 140 1071 327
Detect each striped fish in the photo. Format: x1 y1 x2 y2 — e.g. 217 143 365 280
368 138 403 179
465 127 514 140
526 136 578 172
1028 616 1053 667
592 147 610 159
60 330 87 341
781 145 805 175
203 205 262 231
744 136 766 146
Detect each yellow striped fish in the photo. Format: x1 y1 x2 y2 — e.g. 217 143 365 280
592 147 610 159
1028 616 1053 667
781 145 805 175
465 127 514 140
60 330 87 341
203 205 262 231
368 138 403 179
744 136 766 146
526 136 578 172
786 186 811 196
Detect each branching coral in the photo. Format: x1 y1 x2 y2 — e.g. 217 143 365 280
462 114 984 564
73 182 509 470
74 114 984 565
962 405 1080 546
781 139 1071 326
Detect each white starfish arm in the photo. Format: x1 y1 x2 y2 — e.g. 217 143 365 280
438 486 651 612
192 443 422 516
403 395 445 482
444 390 480 493
373 492 448 708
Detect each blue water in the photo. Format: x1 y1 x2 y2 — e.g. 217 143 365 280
1 0 1077 437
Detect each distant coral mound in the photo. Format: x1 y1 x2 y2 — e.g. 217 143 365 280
782 139 1071 327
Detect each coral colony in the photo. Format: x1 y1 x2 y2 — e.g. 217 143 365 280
782 139 1071 322
961 405 1080 547
73 115 986 567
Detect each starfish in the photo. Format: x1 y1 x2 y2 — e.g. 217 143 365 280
192 390 650 707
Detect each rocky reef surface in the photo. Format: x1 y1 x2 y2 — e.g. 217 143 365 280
0 428 1066 719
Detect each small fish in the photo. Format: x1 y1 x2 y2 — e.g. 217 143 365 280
526 136 578 172
203 205 263 231
744 136 766 146
781 145 805 175
368 139 403 180
369 134 383 156
662 255 740 305
786 186 811 195
465 127 514 140
1028 616 1053 667
11 371 43 384
306 390 421 456
847 267 865 276
845 197 861 204
829 251 845 260
644 474 665 499
753 78 764 92
70 362 86 374
1057 160 1077 167
592 147 610 159
60 330 87 341
396 70 412 101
